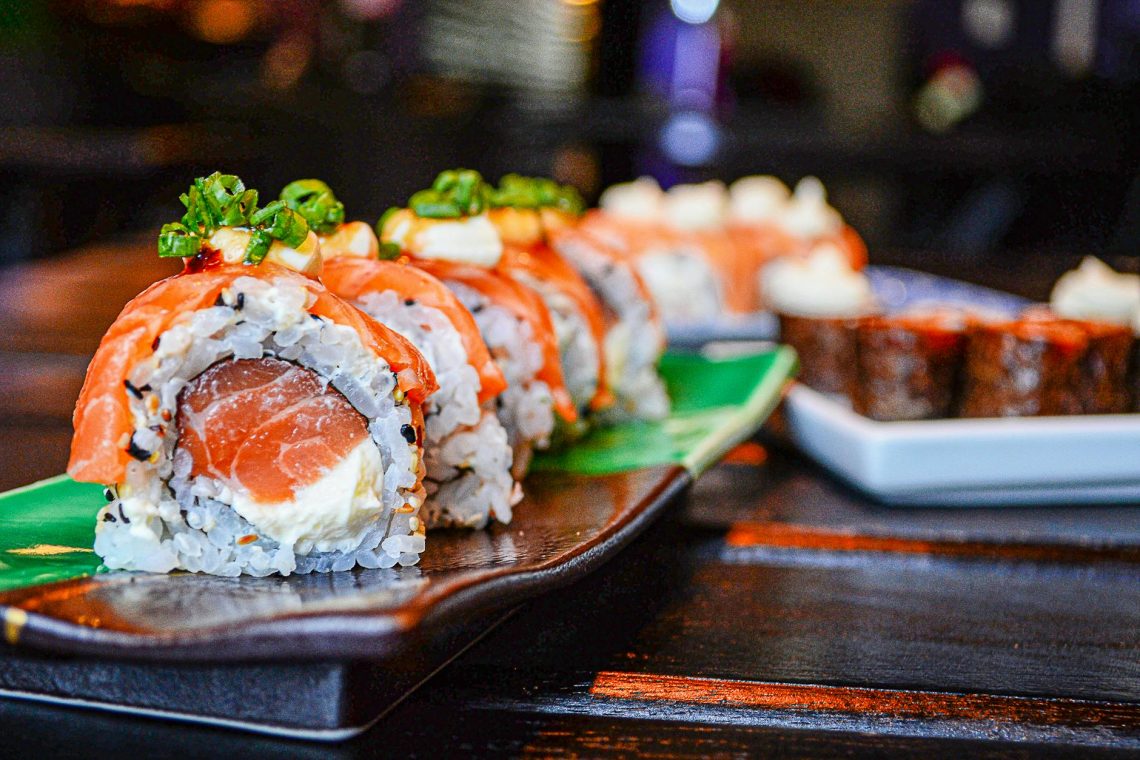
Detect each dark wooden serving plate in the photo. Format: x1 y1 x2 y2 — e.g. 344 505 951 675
0 348 795 738
0 467 684 738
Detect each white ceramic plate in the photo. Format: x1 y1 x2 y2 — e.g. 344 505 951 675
785 384 1140 506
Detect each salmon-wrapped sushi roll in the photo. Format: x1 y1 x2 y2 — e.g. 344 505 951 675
586 177 725 322
69 173 437 576
377 171 577 477
389 170 608 431
499 175 670 422
292 180 521 529
487 204 612 428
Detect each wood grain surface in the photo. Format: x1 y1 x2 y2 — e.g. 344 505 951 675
0 240 1137 754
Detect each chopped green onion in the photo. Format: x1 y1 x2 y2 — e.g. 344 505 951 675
279 179 346 235
407 169 491 218
409 189 462 218
244 229 274 265
157 223 202 258
489 173 584 215
270 208 310 248
158 171 315 265
378 241 402 260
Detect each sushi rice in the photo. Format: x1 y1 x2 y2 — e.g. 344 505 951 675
446 280 556 477
506 271 600 422
95 273 426 577
355 289 518 529
552 233 669 421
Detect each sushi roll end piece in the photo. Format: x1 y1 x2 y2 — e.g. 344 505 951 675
71 173 437 576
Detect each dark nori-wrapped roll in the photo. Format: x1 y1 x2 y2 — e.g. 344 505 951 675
854 310 967 421
778 313 863 397
958 319 1087 418
1076 319 1134 414
1022 307 1133 414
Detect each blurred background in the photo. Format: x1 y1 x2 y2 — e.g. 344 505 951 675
0 0 1137 278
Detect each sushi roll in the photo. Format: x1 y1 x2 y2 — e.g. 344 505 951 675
1047 256 1140 412
660 180 759 313
488 172 669 423
487 206 612 428
421 261 575 477
958 318 1087 418
389 169 608 434
854 309 968 420
291 180 521 529
1021 307 1133 415
585 177 725 322
376 171 577 477
68 173 437 576
729 176 867 274
761 243 878 396
501 174 670 422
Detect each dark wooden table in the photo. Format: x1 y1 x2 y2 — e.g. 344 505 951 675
0 242 1138 757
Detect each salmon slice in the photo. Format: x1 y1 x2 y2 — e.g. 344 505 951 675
322 257 507 404
176 357 370 504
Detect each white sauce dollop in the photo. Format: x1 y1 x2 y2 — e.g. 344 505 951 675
389 213 503 268
663 181 729 232
1050 256 1140 328
777 177 843 238
599 176 664 222
762 243 875 317
728 175 791 224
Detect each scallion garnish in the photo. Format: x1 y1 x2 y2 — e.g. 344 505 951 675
279 179 346 235
156 171 312 264
405 169 493 219
489 173 585 215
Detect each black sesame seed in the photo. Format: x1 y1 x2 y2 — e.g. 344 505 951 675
123 380 144 399
214 292 226 307
103 511 117 523
496 397 504 409
118 504 131 524
151 335 161 351
139 384 152 393
471 304 484 313
235 292 245 310
180 509 188 522
404 298 416 306
103 488 115 502
126 436 151 462
400 424 416 444
310 313 322 321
